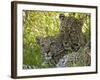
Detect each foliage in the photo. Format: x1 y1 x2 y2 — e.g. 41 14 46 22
23 10 90 68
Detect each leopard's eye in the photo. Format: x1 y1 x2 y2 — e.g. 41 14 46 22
50 41 55 44
64 41 67 44
41 44 45 47
73 43 79 46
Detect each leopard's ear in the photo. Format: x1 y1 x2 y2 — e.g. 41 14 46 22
36 36 42 45
78 16 84 27
59 14 65 20
79 18 84 28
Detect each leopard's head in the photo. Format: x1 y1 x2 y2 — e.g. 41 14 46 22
36 36 52 60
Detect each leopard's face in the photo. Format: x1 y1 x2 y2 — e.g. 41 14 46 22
36 36 66 66
36 36 53 60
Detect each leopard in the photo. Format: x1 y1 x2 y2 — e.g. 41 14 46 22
59 14 84 52
36 36 67 67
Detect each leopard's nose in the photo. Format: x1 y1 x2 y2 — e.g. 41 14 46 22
46 48 50 54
